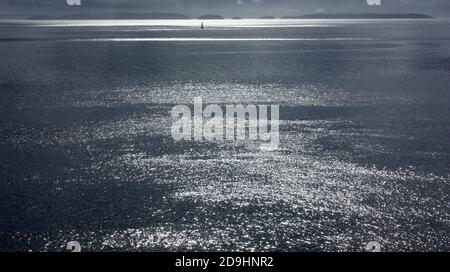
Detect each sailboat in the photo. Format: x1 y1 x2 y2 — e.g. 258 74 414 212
200 22 204 29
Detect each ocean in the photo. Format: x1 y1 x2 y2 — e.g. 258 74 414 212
0 19 449 251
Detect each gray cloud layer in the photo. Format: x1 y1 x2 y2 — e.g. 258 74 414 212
1 0 449 18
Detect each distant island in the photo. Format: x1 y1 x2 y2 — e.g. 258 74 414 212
26 12 433 20
198 15 224 20
27 15 58 20
281 13 433 19
28 12 190 20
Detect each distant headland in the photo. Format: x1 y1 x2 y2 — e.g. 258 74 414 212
26 12 433 20
198 15 224 20
281 13 433 19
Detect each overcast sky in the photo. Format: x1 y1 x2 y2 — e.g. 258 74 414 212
1 0 449 18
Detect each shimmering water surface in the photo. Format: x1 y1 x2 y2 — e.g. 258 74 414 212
0 19 449 252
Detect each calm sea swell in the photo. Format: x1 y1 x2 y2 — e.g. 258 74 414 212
0 19 449 251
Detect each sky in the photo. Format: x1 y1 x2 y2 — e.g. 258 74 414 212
0 0 449 19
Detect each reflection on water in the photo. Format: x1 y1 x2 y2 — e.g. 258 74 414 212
67 38 372 42
0 19 449 252
1 19 351 28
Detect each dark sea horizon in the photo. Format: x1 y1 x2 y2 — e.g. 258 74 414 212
0 19 449 252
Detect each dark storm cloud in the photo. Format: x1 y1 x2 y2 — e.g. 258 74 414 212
1 0 449 18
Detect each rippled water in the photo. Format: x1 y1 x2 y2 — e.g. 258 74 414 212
0 19 449 252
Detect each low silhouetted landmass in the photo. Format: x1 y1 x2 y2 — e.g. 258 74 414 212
198 15 224 20
26 12 433 21
28 12 190 20
26 15 58 20
281 13 433 19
